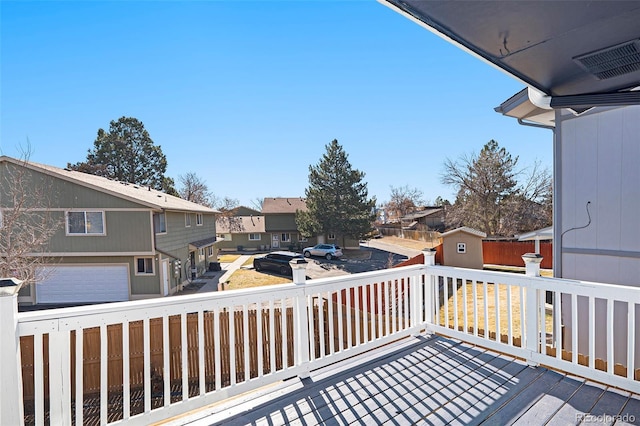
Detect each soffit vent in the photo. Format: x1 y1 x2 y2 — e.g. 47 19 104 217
574 39 640 80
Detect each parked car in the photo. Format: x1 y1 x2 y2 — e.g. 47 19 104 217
253 251 304 276
303 244 343 260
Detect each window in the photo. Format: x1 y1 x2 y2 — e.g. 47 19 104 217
153 213 166 233
217 233 232 241
457 242 466 254
67 211 105 235
281 233 291 242
196 213 203 226
249 233 261 241
185 213 192 227
298 234 308 242
199 248 205 260
328 233 335 240
208 246 214 257
136 257 154 274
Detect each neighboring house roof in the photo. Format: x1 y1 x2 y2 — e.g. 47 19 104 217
517 226 553 242
234 206 262 216
261 197 307 214
401 207 443 222
0 156 218 214
189 236 221 249
441 227 487 239
216 215 266 234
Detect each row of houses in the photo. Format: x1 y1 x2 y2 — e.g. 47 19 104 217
0 156 353 306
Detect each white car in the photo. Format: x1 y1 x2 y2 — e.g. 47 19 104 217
303 244 343 260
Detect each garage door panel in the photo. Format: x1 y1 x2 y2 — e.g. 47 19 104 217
36 265 129 304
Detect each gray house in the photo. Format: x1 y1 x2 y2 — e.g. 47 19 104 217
0 156 219 304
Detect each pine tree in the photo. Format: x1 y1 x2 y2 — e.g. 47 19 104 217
296 140 376 245
68 117 174 192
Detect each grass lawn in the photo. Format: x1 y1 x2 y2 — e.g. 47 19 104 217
218 254 241 263
224 268 292 290
439 280 553 343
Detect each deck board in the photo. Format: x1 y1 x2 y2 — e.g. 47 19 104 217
170 335 640 426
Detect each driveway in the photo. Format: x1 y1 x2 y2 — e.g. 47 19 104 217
303 242 421 279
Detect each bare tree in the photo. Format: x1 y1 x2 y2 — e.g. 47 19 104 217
214 196 240 214
0 153 61 283
384 185 425 221
250 197 263 211
441 140 551 236
177 172 213 207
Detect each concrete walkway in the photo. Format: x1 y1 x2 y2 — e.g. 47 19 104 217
196 255 251 293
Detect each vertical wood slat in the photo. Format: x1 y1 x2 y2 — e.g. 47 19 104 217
122 321 130 420
213 308 221 391
346 288 352 349
494 283 500 341
49 330 71 425
607 298 614 374
473 281 479 337
452 279 458 332
319 294 326 358
355 287 361 346
75 330 84 425
554 291 561 360
281 298 288 368
539 291 546 351
442 278 449 329
627 302 636 380
243 305 250 382
100 324 108 425
338 290 344 351
328 291 335 354
462 281 469 334
34 334 44 426
391 281 397 334
162 316 170 407
181 313 188 400
362 286 369 344
519 287 526 344
198 311 205 395
376 283 382 340
403 280 409 331
269 300 275 374
483 282 489 339
589 297 596 369
572 294 578 363
506 285 513 346
143 318 151 414
229 310 236 386
256 304 263 378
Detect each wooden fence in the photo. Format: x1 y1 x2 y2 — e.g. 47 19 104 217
482 240 553 269
19 302 390 402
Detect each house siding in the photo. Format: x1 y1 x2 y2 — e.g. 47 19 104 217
556 105 640 368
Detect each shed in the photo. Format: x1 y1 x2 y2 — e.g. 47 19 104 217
441 227 487 269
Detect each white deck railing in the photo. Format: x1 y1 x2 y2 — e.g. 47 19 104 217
1 256 639 425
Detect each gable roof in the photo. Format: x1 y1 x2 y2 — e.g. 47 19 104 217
216 215 266 234
0 156 218 213
261 197 307 214
401 207 443 221
441 227 487 239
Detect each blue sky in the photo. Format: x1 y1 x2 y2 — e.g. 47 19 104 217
1 1 552 208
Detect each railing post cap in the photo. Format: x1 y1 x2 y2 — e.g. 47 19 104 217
0 277 24 296
522 253 543 262
289 258 308 268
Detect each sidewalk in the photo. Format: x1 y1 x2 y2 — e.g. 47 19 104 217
196 255 251 293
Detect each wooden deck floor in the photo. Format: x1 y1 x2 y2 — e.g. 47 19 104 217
168 335 640 426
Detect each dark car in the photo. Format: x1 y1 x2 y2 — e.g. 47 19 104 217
253 251 304 276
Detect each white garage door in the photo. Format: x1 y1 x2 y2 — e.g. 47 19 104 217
36 265 130 304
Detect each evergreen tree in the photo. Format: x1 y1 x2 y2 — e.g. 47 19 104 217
68 116 174 192
296 140 376 245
